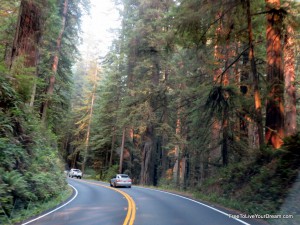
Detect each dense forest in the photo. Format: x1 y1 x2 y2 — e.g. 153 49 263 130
0 0 90 223
0 0 300 224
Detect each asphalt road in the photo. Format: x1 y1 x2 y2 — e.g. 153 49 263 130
21 178 266 225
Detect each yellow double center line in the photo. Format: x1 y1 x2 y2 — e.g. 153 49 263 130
120 189 136 225
78 179 136 225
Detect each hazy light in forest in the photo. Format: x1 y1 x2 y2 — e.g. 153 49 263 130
80 0 121 57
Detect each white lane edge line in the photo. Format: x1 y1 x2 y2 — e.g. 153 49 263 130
22 184 78 225
134 186 250 225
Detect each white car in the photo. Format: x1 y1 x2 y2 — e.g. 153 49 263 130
68 169 82 179
110 174 132 188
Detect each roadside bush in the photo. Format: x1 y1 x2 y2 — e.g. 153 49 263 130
0 75 68 224
28 173 59 200
198 133 300 217
0 138 28 171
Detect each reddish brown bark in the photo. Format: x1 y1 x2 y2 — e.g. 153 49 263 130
265 0 284 149
11 0 41 67
10 0 41 106
246 0 264 148
140 128 155 185
41 0 68 121
284 25 297 136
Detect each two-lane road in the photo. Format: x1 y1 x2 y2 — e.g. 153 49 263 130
21 178 263 225
128 186 246 225
22 179 128 225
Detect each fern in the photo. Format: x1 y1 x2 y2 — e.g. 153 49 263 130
2 171 32 201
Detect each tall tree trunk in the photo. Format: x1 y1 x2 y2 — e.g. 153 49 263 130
161 68 169 177
119 128 126 173
109 126 116 167
140 52 160 185
11 0 41 67
284 24 297 136
173 113 181 185
222 115 229 166
221 20 232 166
140 127 155 185
246 0 264 148
180 156 187 188
10 0 41 105
81 68 97 173
265 0 284 149
209 10 223 171
41 0 68 122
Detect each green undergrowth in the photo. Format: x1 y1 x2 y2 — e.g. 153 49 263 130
197 133 300 216
201 135 300 224
154 133 300 224
0 75 69 224
6 186 72 225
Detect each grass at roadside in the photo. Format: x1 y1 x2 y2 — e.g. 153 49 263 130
4 185 73 225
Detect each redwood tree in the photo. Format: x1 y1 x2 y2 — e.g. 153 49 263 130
246 0 264 148
265 0 285 149
284 20 297 136
41 0 69 122
10 0 41 106
10 0 41 67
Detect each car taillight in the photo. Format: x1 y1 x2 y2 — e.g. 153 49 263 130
128 179 132 182
116 179 121 182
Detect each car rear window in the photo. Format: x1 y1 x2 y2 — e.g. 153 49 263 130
121 175 129 178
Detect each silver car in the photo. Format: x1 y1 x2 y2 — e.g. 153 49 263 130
110 174 132 188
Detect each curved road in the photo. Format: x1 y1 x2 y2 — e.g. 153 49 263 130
21 178 265 225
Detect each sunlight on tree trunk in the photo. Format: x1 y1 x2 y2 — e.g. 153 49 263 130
42 0 69 122
246 0 264 148
82 67 98 173
284 24 297 136
265 0 284 149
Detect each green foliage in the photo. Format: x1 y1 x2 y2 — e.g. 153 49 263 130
0 70 19 110
10 57 36 103
7 186 72 224
205 85 240 118
101 165 119 182
27 172 62 200
57 0 299 221
0 138 27 170
198 134 300 218
2 170 32 202
0 0 91 223
280 133 300 170
0 0 19 60
0 74 67 223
